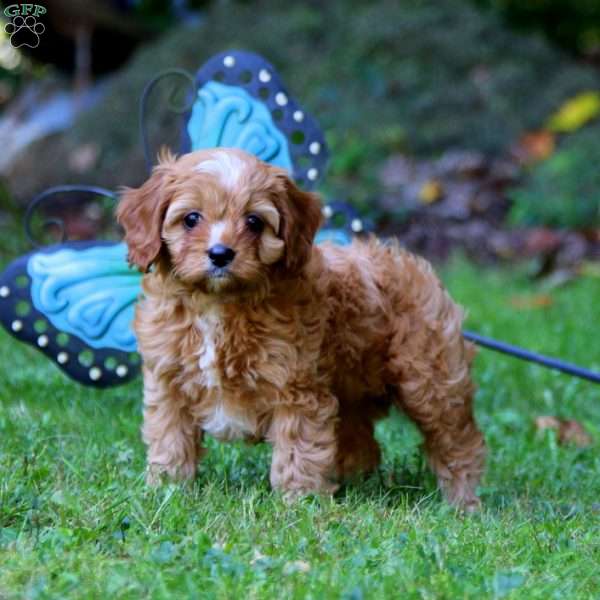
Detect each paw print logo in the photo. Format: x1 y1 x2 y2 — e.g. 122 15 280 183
5 15 45 49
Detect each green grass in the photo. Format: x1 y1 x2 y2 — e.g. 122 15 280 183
0 258 599 599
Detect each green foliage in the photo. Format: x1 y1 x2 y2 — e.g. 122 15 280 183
124 0 214 28
510 125 600 228
28 0 600 213
474 0 600 56
0 256 599 597
0 185 28 257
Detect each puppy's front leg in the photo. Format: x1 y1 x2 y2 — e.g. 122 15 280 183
268 392 339 500
142 368 200 485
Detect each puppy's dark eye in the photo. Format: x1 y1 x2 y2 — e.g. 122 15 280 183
183 212 202 229
246 214 264 234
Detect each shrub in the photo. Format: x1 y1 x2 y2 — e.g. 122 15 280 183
509 125 600 228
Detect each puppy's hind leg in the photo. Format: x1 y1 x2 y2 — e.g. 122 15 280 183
334 400 389 481
389 342 485 511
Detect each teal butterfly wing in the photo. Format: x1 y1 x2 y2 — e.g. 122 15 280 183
181 50 328 190
0 241 142 387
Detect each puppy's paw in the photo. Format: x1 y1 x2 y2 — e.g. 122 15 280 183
282 488 306 504
146 465 167 487
279 480 340 504
457 495 482 514
443 486 482 514
145 462 196 486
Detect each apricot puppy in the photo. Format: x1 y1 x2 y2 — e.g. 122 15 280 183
117 148 485 510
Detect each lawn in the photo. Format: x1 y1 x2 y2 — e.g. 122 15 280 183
0 257 599 599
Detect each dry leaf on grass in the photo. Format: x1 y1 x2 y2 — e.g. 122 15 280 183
509 295 553 310
523 227 562 255
515 130 555 164
535 416 593 447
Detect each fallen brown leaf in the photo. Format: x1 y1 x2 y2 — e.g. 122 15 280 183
509 295 553 310
516 130 555 164
523 228 563 255
535 416 593 447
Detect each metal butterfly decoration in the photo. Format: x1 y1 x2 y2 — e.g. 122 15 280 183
0 50 365 388
1 50 598 388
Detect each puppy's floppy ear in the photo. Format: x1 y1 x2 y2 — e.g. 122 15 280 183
274 173 323 276
116 151 175 272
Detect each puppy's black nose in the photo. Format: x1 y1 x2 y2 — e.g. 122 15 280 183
208 244 236 267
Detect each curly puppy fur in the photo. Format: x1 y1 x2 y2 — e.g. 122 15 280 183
117 148 485 510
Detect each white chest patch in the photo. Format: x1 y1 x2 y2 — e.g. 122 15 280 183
196 305 222 388
202 403 254 442
195 304 256 442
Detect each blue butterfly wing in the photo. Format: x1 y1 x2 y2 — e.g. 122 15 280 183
0 241 142 387
182 50 329 191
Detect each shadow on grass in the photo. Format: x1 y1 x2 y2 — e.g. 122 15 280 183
335 455 441 509
193 438 446 510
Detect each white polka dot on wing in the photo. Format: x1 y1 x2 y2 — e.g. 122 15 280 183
309 142 321 155
89 367 102 381
258 69 271 82
351 218 364 233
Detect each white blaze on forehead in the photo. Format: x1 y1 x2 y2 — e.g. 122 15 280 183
195 150 248 189
208 221 227 247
